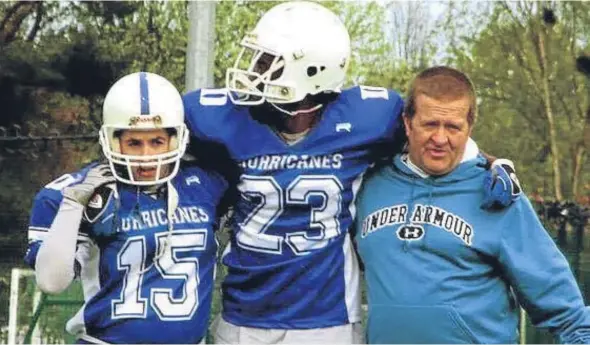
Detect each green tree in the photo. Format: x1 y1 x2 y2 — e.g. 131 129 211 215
213 1 396 89
0 0 402 281
444 1 590 201
359 0 439 94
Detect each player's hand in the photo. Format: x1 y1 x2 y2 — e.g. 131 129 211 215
481 159 522 210
63 163 115 206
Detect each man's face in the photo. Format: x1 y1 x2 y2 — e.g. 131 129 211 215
253 52 283 81
119 129 172 182
403 94 472 176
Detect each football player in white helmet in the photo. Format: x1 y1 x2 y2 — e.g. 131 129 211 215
183 2 521 344
26 72 227 344
226 0 351 143
99 72 189 186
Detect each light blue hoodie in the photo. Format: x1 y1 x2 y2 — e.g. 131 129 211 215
355 153 590 344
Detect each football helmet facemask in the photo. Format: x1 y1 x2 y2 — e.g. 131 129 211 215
226 1 351 116
99 72 189 186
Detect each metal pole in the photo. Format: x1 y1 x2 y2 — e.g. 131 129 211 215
185 0 217 91
30 289 43 344
8 268 20 345
24 293 47 345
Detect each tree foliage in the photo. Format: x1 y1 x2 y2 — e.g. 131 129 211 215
444 0 590 201
0 0 397 265
2 0 588 263
2 0 590 339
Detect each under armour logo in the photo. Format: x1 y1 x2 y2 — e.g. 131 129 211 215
186 176 201 185
336 122 352 132
397 224 425 241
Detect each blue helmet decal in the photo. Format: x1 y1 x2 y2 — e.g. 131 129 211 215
139 72 150 115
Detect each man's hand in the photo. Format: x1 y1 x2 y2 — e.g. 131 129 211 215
481 159 522 210
63 164 116 206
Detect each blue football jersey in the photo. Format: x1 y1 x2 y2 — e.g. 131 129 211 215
25 162 227 344
183 86 404 329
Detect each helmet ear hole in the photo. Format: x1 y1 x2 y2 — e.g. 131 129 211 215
307 66 318 77
306 65 326 78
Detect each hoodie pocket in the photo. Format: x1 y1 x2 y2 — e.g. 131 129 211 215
367 304 480 344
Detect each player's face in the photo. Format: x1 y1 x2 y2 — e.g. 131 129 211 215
253 52 284 83
119 129 172 182
251 53 317 132
403 94 472 176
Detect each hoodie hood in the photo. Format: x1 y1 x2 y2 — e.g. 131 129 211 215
354 140 590 344
390 152 488 186
374 141 487 254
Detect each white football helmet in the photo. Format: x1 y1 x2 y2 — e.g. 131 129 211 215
99 72 189 186
226 1 351 114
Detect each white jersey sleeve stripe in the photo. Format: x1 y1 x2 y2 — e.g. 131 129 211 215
28 227 49 241
343 233 362 323
343 171 365 322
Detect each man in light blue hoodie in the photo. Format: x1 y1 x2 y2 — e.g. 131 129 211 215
355 66 590 344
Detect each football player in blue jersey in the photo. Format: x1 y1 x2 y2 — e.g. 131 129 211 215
25 72 227 344
183 2 520 343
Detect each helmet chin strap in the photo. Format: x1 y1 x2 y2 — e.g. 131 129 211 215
159 180 178 257
269 102 323 117
276 128 312 146
269 102 323 145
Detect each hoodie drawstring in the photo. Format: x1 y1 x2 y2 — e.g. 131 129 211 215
404 175 418 252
